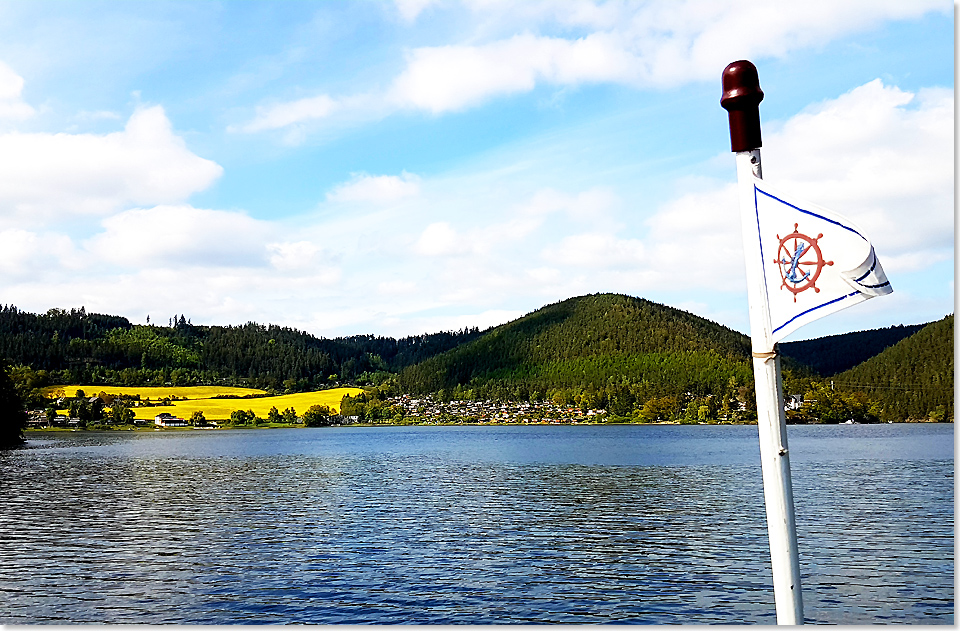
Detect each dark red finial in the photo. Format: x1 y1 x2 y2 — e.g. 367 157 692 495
720 60 764 152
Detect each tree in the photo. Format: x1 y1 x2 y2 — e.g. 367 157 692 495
638 396 678 423
190 411 207 426
282 407 297 423
303 404 333 427
229 409 254 425
0 361 27 448
340 393 366 419
267 406 282 424
89 398 105 422
110 402 135 425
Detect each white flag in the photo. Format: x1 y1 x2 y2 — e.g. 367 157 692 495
749 177 892 342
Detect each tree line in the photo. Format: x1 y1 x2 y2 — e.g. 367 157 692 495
0 299 952 441
0 305 483 393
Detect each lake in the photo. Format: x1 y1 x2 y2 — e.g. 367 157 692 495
0 423 953 624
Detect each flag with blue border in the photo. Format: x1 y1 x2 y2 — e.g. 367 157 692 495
750 177 892 342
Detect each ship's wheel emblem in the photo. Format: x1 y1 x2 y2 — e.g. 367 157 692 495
774 224 833 301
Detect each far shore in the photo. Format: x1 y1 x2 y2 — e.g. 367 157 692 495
25 419 750 432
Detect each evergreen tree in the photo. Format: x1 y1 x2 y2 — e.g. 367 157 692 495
0 361 27 448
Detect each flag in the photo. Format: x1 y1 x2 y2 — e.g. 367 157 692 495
749 177 892 343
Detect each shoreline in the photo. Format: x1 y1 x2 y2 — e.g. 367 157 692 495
24 418 950 435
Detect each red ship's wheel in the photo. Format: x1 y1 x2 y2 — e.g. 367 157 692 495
774 224 833 301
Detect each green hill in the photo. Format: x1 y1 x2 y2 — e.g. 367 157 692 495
0 305 481 393
831 314 954 422
398 293 757 420
779 323 926 376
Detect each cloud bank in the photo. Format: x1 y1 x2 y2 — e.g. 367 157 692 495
235 1 947 136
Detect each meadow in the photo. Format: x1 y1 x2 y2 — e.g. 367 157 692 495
44 385 365 421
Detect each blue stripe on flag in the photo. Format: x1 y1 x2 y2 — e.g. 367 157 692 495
755 187 868 242
854 251 878 281
752 184 770 305
771 291 861 336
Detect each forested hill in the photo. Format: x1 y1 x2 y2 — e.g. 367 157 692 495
832 314 954 422
398 294 756 415
0 300 949 423
778 323 926 376
0 305 481 391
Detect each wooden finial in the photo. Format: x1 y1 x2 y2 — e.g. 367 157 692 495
720 60 764 152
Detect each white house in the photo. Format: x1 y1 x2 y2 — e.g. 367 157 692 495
154 412 188 427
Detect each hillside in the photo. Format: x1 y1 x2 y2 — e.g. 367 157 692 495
832 314 954 422
398 294 757 419
0 305 480 392
1 299 948 424
779 323 926 376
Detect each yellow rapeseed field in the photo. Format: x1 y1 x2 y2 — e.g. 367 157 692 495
153 388 364 421
46 385 365 421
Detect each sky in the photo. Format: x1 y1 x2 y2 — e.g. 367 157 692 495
0 1 953 341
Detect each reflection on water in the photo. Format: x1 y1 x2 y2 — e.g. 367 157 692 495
0 424 952 624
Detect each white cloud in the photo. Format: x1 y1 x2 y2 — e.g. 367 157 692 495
87 205 271 268
762 81 954 255
387 0 946 113
267 240 322 272
326 171 422 204
240 0 947 132
0 229 76 278
234 94 339 133
0 106 222 222
542 232 646 269
388 33 639 113
0 61 34 120
415 221 463 256
394 0 442 22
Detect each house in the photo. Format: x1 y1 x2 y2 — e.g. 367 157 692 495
784 394 804 411
154 412 188 427
26 414 48 429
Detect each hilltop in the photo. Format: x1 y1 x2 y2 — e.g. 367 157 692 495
399 294 756 421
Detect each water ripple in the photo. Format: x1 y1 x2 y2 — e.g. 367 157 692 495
0 424 952 624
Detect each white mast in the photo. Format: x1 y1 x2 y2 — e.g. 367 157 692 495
721 60 804 625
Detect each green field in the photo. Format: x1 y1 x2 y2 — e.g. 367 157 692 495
47 385 365 421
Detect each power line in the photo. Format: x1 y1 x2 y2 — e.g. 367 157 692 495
831 381 952 392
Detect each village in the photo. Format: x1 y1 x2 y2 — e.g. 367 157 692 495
387 394 607 425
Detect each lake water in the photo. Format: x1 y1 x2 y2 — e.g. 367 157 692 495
0 423 953 624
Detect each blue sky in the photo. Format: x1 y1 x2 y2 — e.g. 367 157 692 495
0 1 952 340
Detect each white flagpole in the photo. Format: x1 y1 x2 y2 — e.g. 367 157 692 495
721 60 804 625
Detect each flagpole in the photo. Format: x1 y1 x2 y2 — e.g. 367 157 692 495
721 60 804 625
